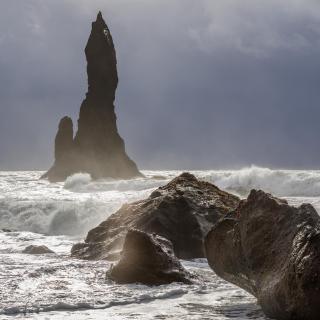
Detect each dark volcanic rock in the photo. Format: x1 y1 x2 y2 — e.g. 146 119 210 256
108 229 193 285
22 245 55 255
55 117 74 162
43 12 141 182
205 189 320 320
71 172 240 260
45 117 75 181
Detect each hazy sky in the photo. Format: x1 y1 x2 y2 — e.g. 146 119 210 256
1 0 320 170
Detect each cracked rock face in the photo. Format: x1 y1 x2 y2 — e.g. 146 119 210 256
43 12 141 182
205 189 320 320
71 172 240 260
108 229 193 285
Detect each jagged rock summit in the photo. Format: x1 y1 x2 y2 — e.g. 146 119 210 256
43 12 141 182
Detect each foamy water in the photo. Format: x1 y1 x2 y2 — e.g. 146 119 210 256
1 167 319 319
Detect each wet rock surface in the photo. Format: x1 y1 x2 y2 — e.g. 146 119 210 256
43 12 140 182
205 189 320 320
22 245 55 255
108 229 193 285
72 172 240 260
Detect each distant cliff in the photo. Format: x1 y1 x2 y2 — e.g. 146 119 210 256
43 12 141 182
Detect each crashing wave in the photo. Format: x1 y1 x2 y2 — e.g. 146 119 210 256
0 198 113 236
2 167 320 236
198 166 320 197
64 173 92 191
64 172 168 193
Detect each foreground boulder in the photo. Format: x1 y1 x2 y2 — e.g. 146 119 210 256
72 173 240 260
22 245 55 255
42 12 141 182
108 229 192 285
205 189 320 320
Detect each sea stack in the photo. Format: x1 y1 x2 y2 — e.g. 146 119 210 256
43 12 141 182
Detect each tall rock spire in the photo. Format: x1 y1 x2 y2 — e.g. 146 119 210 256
43 12 141 182
85 11 118 99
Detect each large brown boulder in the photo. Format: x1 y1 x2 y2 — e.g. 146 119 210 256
71 172 240 260
205 189 320 320
108 229 193 285
42 12 141 182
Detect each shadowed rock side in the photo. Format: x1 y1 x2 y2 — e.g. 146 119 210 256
108 229 193 285
43 12 141 182
71 172 240 260
205 189 320 320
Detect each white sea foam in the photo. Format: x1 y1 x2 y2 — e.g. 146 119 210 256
1 168 319 319
0 247 260 320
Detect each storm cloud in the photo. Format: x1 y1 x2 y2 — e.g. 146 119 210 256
1 0 320 170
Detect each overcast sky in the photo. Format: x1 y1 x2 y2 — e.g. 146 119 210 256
1 0 320 170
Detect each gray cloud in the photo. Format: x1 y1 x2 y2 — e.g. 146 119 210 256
190 0 320 57
0 0 320 170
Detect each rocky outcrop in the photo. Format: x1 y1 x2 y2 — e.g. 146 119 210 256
205 189 320 320
43 12 141 182
71 172 240 260
22 245 55 255
45 117 75 180
108 229 193 285
54 117 74 162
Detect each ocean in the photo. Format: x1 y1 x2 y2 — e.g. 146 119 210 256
1 167 320 319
